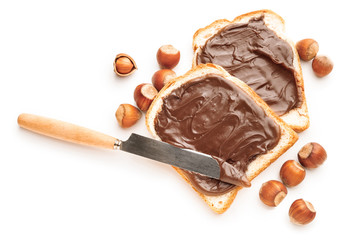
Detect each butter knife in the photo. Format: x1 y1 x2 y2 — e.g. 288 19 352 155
17 113 233 184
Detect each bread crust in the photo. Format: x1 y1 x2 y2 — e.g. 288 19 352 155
192 9 309 132
146 63 298 214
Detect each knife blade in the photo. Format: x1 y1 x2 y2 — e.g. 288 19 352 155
118 133 220 180
17 113 227 184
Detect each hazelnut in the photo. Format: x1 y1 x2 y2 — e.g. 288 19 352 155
152 69 177 91
115 104 142 128
296 39 319 61
280 160 306 187
259 180 287 207
298 142 327 169
289 199 316 225
312 55 333 77
134 83 158 111
114 53 137 76
156 45 180 69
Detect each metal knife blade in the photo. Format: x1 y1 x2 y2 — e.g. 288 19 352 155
119 133 221 180
17 114 231 184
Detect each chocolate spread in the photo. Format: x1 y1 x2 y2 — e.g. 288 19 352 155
154 75 281 196
197 16 301 115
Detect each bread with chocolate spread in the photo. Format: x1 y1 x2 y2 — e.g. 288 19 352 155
192 10 309 132
146 64 298 213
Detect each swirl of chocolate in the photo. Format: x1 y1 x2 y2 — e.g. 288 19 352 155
197 16 301 115
154 75 281 196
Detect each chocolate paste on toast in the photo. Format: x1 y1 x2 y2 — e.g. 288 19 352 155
197 16 301 115
154 75 281 196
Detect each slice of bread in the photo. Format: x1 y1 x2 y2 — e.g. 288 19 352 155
146 64 298 213
192 9 309 132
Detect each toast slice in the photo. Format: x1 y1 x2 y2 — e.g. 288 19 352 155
192 10 309 132
146 64 298 213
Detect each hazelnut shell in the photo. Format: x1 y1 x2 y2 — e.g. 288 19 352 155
312 55 333 77
114 53 137 77
134 83 158 112
115 104 142 128
289 199 316 225
298 142 327 169
156 45 180 69
152 69 177 91
296 39 319 61
259 180 287 207
280 160 306 187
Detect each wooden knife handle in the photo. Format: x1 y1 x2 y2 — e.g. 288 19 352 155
17 113 118 150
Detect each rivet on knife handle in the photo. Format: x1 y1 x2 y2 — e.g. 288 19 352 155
114 139 122 150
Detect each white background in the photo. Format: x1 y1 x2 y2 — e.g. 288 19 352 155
1 0 357 239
